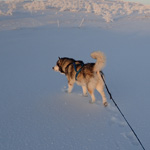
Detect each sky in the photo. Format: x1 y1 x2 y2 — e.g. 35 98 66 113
124 0 150 4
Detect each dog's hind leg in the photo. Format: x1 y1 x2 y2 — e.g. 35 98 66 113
96 83 108 107
82 86 88 97
87 83 96 103
88 88 95 103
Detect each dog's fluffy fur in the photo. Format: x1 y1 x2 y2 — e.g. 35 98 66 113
52 51 108 106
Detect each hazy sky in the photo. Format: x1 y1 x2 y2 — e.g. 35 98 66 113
124 0 150 4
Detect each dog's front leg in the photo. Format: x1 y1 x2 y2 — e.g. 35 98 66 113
68 81 74 93
82 86 88 97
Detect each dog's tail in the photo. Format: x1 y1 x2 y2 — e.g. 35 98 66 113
91 51 106 72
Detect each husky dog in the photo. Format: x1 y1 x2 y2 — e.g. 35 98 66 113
52 51 108 107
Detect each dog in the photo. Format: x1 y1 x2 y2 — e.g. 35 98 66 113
52 51 108 107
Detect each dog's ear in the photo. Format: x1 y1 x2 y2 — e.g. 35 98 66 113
58 57 61 60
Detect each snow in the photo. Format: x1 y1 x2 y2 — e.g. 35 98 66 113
0 0 150 150
0 0 150 23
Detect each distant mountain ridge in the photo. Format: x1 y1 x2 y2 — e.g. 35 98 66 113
0 0 150 22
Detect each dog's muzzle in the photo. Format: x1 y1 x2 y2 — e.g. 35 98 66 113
52 65 59 72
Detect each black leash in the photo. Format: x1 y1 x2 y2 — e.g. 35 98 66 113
101 74 146 150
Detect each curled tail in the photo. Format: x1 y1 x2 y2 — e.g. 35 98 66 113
91 51 106 72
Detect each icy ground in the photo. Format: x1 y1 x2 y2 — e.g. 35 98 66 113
0 0 150 150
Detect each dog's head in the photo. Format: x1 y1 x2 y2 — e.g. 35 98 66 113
53 57 83 75
52 57 65 74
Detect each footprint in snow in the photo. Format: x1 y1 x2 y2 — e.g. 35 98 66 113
121 132 139 146
107 103 118 112
107 104 127 127
111 116 127 127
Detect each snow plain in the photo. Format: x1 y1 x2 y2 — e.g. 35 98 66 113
0 0 150 150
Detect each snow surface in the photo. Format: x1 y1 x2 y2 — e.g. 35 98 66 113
0 0 150 150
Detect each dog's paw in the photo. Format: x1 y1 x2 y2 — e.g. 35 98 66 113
64 89 71 93
103 102 108 107
67 89 72 93
89 100 95 104
83 93 88 97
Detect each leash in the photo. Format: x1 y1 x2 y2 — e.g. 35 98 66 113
73 62 84 80
101 74 146 150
